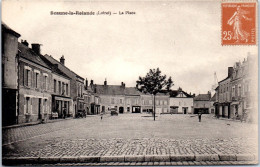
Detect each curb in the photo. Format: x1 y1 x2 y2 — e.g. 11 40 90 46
2 118 75 130
2 154 257 165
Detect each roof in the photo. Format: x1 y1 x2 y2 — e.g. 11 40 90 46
218 76 230 83
39 55 71 79
124 87 142 95
94 85 126 95
2 22 20 37
194 94 211 101
169 90 193 98
43 54 84 80
210 93 216 101
18 43 50 69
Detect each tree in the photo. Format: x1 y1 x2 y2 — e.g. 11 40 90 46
136 68 173 121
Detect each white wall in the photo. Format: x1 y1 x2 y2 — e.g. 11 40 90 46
169 98 194 114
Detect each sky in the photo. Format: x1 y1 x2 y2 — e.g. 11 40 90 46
2 0 257 95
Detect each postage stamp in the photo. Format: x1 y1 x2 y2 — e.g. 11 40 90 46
222 3 256 45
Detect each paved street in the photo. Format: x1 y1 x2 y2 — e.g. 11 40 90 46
2 114 258 164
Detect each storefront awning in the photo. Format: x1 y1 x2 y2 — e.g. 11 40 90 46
54 96 72 102
231 101 239 105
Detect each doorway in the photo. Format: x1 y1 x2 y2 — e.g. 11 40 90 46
183 107 188 114
38 98 42 120
119 107 124 114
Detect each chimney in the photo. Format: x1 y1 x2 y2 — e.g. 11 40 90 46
121 82 125 88
31 43 41 55
85 78 88 90
21 40 29 47
228 67 233 78
60 55 65 65
104 79 107 86
208 91 211 98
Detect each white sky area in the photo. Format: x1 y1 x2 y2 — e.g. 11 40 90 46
2 0 257 95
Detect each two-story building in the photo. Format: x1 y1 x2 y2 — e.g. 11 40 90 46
230 54 257 120
40 55 73 118
140 94 153 113
124 86 142 113
17 42 52 123
169 88 194 114
43 55 85 117
155 91 170 114
2 23 21 126
193 92 211 114
217 67 233 118
93 80 125 114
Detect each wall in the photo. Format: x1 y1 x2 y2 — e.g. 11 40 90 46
155 95 169 114
18 59 52 123
2 33 19 89
99 95 125 113
169 97 193 114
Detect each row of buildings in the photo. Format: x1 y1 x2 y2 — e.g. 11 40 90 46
213 54 257 122
2 22 216 126
2 23 101 126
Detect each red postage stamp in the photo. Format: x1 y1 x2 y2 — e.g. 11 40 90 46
222 3 256 45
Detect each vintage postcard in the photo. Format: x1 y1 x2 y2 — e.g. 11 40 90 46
2 0 258 166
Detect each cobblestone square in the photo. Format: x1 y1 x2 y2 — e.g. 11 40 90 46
3 114 258 165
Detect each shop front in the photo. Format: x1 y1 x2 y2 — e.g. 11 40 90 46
52 95 73 118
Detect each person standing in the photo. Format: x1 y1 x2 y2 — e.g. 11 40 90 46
63 109 66 119
198 111 202 122
101 112 103 120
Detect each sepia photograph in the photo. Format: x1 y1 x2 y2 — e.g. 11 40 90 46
1 0 258 166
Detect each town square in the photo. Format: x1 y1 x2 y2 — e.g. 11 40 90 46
2 0 258 166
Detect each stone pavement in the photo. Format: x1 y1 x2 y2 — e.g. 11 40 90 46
2 117 88 146
2 114 258 165
27 161 258 166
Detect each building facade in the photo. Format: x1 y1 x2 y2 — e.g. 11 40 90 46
230 55 257 121
140 94 153 113
169 88 194 114
216 67 233 118
43 54 85 117
17 42 52 124
2 23 21 126
155 92 170 114
193 92 211 114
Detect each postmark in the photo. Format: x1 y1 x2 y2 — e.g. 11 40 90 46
222 2 256 45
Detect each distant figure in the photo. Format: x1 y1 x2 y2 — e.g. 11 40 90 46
101 112 103 120
63 109 66 119
198 111 202 122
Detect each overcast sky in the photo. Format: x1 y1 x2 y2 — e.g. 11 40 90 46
2 0 257 95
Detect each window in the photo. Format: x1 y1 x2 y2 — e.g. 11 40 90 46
66 84 68 95
62 82 65 95
58 81 61 94
25 97 30 114
120 99 123 104
164 100 167 105
232 86 235 97
44 76 47 90
238 85 241 96
54 80 57 92
156 100 159 105
35 73 39 88
80 85 83 97
25 70 30 86
149 100 152 105
43 99 47 113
